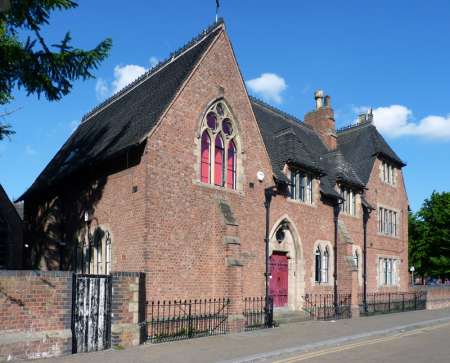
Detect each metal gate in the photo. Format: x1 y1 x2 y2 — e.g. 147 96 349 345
72 274 112 353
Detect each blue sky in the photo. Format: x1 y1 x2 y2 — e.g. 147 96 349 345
1 0 449 211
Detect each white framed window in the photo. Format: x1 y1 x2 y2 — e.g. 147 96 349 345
315 245 330 284
381 161 396 186
378 257 398 286
290 170 313 204
340 186 357 216
378 207 398 237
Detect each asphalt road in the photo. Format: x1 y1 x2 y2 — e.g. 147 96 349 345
269 322 450 363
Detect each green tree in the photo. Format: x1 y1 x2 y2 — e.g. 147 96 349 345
408 210 428 279
0 0 112 139
409 191 450 280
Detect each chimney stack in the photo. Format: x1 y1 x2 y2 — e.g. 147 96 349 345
357 108 374 124
305 90 336 150
314 90 324 109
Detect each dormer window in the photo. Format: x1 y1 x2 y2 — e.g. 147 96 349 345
381 160 396 186
340 186 356 216
289 170 313 204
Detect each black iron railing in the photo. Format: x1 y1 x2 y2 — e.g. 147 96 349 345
359 291 427 316
147 298 230 343
243 296 273 330
303 293 352 320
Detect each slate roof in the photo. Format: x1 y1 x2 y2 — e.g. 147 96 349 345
250 98 327 183
18 20 224 201
250 98 367 199
337 122 405 184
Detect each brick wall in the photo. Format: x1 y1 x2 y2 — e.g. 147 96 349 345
111 272 146 347
413 286 450 310
0 271 145 362
0 271 72 362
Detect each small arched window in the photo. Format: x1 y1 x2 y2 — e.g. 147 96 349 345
200 131 211 183
227 140 237 189
214 135 224 186
315 247 322 283
199 100 238 190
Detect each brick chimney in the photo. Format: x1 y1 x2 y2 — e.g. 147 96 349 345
304 90 337 150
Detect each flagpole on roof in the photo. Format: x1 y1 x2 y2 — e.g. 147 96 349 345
215 0 220 23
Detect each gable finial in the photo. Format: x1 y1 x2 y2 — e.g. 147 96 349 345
367 108 373 123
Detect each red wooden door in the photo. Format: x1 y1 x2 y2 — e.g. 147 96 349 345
269 252 288 307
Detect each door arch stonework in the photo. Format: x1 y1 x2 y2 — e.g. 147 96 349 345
269 215 305 310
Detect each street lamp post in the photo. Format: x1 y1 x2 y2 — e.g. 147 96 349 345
410 266 415 286
264 186 277 327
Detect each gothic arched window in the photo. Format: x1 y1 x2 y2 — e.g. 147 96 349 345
199 100 238 190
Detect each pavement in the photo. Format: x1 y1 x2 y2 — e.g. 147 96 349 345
30 308 450 363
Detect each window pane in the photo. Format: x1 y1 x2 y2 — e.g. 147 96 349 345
206 112 217 130
315 248 321 283
222 119 233 136
322 249 329 283
227 140 236 189
307 176 313 203
200 131 211 183
300 173 305 201
214 136 224 186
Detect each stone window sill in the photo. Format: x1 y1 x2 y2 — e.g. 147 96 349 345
287 198 316 208
192 180 244 196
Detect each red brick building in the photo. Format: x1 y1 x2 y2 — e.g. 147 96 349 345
19 20 409 313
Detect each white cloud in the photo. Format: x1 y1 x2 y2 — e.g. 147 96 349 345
246 73 287 104
95 78 109 100
112 64 147 94
95 62 153 100
149 56 159 68
25 145 36 156
354 105 450 140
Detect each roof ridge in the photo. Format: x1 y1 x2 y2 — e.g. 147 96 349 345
249 96 314 132
81 19 225 123
336 120 373 134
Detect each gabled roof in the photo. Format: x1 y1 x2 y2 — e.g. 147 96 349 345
250 98 326 182
0 184 22 224
320 150 364 189
18 20 224 201
250 97 365 198
337 122 406 184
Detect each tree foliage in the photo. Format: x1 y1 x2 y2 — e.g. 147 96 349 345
409 191 450 279
0 0 112 139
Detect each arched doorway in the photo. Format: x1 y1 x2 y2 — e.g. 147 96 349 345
269 216 305 311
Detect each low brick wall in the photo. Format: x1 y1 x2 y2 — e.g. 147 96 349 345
0 271 146 362
413 286 450 310
0 271 72 362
